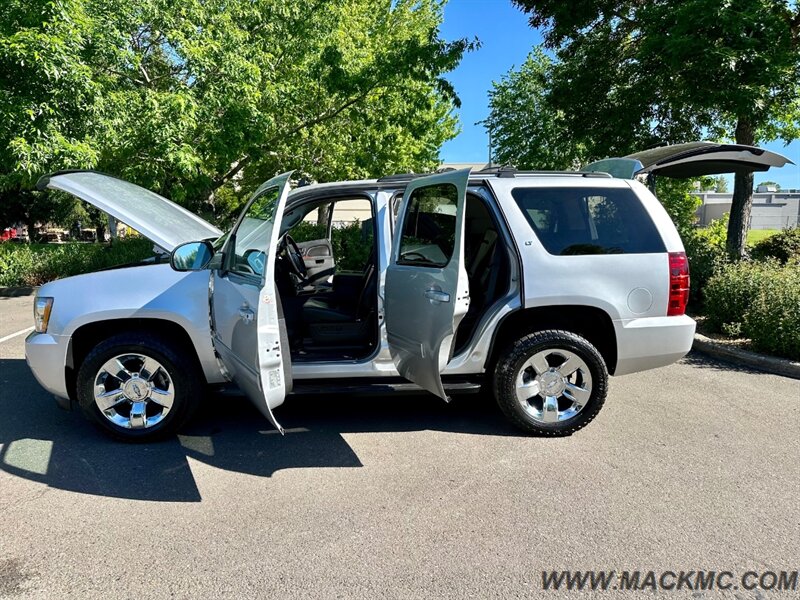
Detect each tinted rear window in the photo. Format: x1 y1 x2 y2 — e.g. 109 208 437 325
512 187 665 255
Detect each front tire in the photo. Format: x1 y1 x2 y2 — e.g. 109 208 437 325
76 332 203 441
493 330 608 436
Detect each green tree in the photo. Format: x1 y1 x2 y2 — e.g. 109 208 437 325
1 0 473 229
0 0 102 236
513 0 800 258
483 49 585 170
655 178 701 238
756 180 781 190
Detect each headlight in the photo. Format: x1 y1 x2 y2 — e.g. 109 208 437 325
33 297 54 333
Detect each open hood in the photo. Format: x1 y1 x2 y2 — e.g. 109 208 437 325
37 170 222 252
582 142 794 179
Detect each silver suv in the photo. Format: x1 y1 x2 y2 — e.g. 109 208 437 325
25 143 791 441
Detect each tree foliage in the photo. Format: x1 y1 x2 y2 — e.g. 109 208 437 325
1 0 472 229
483 49 585 170
756 180 781 190
513 0 800 257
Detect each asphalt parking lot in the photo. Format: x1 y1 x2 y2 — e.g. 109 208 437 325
1 294 799 599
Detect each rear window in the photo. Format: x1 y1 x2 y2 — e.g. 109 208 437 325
512 187 665 255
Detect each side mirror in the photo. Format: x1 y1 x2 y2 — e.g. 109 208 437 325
170 240 215 272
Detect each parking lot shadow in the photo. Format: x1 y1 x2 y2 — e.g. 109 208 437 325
0 359 517 502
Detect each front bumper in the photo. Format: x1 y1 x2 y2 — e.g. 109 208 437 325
25 331 71 401
613 314 696 376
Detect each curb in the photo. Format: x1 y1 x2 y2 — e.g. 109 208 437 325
693 333 800 380
0 287 37 297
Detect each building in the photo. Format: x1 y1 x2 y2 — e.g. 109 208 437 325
694 189 800 229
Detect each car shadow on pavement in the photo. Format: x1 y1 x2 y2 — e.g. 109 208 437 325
0 359 518 502
681 350 777 375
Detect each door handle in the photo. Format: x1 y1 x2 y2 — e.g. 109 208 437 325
239 307 255 323
424 289 450 303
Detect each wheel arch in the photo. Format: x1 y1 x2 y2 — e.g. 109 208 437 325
486 305 618 375
66 318 207 402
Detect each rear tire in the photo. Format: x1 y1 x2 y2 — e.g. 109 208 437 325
492 330 608 436
76 332 203 442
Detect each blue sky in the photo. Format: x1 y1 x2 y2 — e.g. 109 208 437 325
438 0 800 190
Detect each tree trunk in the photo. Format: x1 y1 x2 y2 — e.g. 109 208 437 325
108 214 118 244
24 215 37 243
726 117 755 259
317 202 330 228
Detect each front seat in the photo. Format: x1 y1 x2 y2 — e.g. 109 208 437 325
301 265 377 344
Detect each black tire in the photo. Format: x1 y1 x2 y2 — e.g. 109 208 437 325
76 332 203 442
492 329 608 436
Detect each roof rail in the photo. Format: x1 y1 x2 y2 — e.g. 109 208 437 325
377 167 613 183
475 166 613 178
375 172 432 183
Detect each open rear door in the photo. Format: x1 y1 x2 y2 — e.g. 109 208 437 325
384 169 471 401
582 142 793 179
211 172 294 433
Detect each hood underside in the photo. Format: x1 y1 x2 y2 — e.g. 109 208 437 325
37 170 222 252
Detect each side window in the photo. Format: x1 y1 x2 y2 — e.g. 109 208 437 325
228 186 280 277
330 199 374 271
291 203 330 243
390 193 403 230
397 183 457 267
512 187 666 255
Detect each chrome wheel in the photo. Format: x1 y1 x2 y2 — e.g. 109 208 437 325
515 348 592 424
93 353 175 429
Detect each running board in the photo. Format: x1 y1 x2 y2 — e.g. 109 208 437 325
289 379 483 397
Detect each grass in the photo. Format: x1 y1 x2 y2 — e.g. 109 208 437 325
746 229 779 244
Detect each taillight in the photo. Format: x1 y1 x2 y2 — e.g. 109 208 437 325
667 251 690 316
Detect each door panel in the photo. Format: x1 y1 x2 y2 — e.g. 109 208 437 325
296 238 335 281
384 168 471 400
212 172 293 433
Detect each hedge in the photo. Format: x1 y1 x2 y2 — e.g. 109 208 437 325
683 216 729 305
704 260 800 360
750 227 800 265
0 239 155 287
290 220 373 272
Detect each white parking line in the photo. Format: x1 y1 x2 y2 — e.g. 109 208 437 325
0 326 34 344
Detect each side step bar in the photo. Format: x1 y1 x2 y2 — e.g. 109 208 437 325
289 379 483 397
211 378 484 398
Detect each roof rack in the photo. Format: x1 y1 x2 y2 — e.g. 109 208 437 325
475 166 612 178
375 172 432 183
376 167 613 183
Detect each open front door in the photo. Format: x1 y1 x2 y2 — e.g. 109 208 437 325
211 172 294 433
385 168 471 401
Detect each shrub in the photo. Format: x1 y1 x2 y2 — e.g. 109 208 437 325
742 268 800 360
331 221 373 271
289 220 373 272
750 227 800 264
703 259 777 332
655 178 701 238
684 215 730 306
0 238 155 287
704 259 800 360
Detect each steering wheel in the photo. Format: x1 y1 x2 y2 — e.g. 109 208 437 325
282 234 308 279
